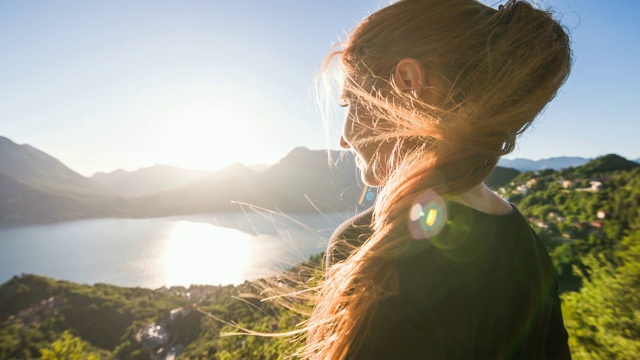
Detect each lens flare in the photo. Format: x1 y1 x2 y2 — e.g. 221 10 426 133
408 190 447 240
425 208 438 227
358 185 375 205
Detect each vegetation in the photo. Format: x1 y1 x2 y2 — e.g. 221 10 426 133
562 235 640 359
40 331 104 360
0 155 638 359
0 257 321 360
500 161 640 284
0 275 187 359
495 155 640 357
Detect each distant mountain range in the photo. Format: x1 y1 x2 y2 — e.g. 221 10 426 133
1 134 638 225
498 156 591 171
91 165 212 197
498 156 640 172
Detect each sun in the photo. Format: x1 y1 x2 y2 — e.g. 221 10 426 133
140 94 273 171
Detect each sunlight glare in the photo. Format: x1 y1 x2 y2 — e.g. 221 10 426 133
162 220 253 286
139 88 288 171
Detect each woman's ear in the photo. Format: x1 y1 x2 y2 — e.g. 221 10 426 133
393 58 425 93
394 58 444 104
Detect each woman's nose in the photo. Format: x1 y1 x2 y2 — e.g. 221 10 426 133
340 135 350 149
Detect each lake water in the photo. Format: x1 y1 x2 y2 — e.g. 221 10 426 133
0 211 354 288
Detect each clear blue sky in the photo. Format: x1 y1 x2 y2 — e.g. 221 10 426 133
1 0 638 176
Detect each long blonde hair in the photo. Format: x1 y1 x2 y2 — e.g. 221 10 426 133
304 0 572 358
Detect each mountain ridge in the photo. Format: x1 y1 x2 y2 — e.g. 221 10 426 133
578 154 639 175
0 136 101 194
498 156 592 172
91 164 213 197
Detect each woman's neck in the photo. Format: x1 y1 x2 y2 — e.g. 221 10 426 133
448 183 513 215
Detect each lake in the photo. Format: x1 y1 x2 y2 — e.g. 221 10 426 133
0 211 355 288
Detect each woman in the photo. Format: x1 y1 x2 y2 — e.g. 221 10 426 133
305 0 572 358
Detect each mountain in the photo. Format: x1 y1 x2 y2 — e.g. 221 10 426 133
0 136 101 194
91 165 212 197
0 136 118 224
124 148 363 216
248 163 271 173
260 147 361 211
0 173 117 224
485 166 520 189
124 162 267 216
498 156 590 172
577 154 639 175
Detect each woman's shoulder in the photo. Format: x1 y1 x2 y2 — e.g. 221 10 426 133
326 207 375 268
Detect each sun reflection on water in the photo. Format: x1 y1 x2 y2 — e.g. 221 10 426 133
162 221 253 286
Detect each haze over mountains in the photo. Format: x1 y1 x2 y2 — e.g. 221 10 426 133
91 165 213 198
497 157 591 172
1 134 638 225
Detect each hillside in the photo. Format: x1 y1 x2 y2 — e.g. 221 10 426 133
0 274 190 359
260 147 362 211
0 173 118 225
577 153 639 175
0 136 101 194
0 250 326 359
498 154 640 279
496 156 640 357
484 166 520 189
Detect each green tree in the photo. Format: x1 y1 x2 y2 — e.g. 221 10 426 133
39 331 102 360
561 230 640 359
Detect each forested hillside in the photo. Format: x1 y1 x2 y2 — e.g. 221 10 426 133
0 265 317 359
1 155 638 359
498 155 639 282
496 154 640 358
